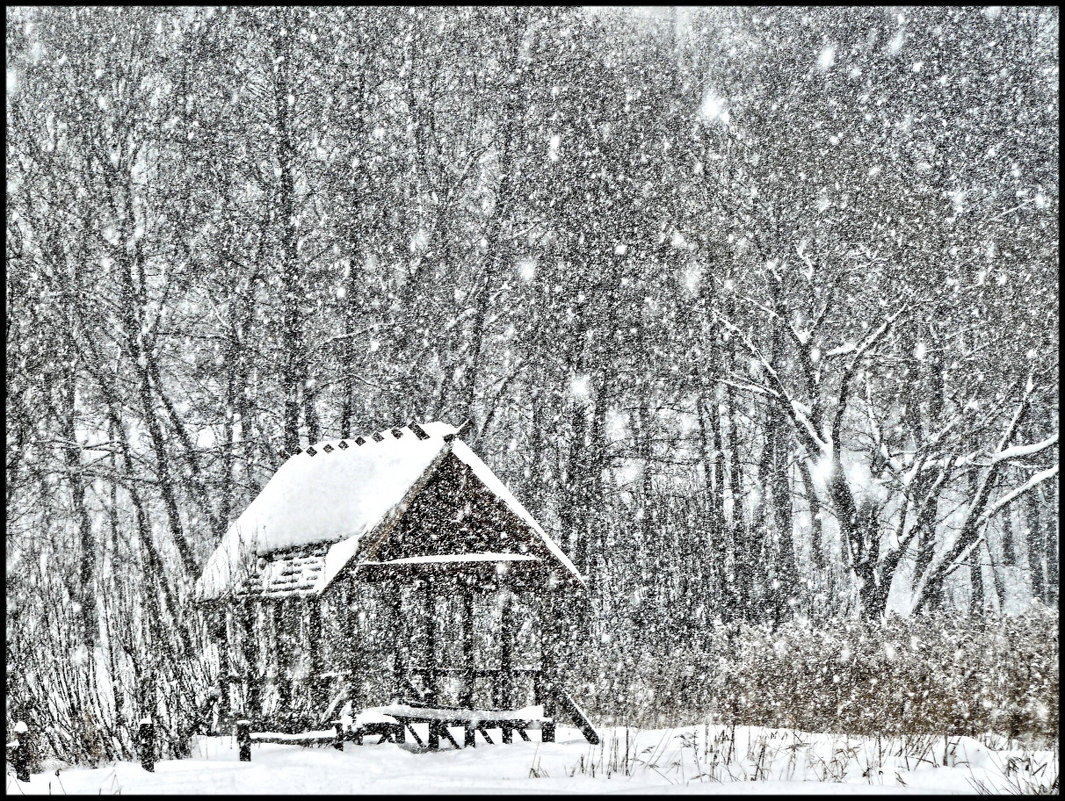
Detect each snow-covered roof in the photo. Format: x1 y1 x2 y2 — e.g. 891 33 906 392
195 422 580 601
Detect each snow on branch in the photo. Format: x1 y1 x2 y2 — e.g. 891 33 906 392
990 432 1058 464
715 313 829 455
975 464 1059 530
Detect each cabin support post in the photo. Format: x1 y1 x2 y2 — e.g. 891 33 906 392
137 719 155 772
238 600 262 727
214 606 231 721
540 583 558 742
459 585 474 709
424 576 439 750
497 586 515 712
390 581 404 700
343 582 364 712
307 597 325 713
11 720 30 782
496 585 516 744
272 599 292 726
237 719 251 762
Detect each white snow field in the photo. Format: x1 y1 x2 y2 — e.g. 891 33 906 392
9 723 1056 795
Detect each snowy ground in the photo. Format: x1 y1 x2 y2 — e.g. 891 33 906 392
8 724 1056 795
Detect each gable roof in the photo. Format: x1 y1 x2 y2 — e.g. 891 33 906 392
195 422 580 601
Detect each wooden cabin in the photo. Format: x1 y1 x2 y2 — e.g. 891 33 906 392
194 421 598 749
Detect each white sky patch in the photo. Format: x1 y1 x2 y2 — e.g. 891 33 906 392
983 6 1003 19
810 453 835 486
947 189 966 214
605 407 628 442
913 341 927 360
195 427 217 449
682 263 701 294
570 373 592 401
516 257 536 282
613 459 641 488
868 165 882 177
887 30 906 55
816 43 836 72
6 69 18 94
547 134 561 162
845 459 887 502
670 230 689 250
614 243 628 256
410 228 429 252
697 90 729 125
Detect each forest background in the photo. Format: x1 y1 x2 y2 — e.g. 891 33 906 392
5 6 1059 764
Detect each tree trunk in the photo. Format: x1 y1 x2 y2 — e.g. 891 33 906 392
1025 484 1046 603
62 369 97 646
273 25 307 456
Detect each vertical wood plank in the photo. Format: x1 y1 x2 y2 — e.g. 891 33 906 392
237 719 251 762
240 600 262 726
12 721 29 782
273 599 292 724
541 585 557 742
424 576 438 750
137 719 155 772
424 576 437 704
215 606 231 721
460 586 474 709
390 581 406 701
497 586 515 710
307 596 325 713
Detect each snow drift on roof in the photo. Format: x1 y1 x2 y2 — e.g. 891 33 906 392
195 422 456 600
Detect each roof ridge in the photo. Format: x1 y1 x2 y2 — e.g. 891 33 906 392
300 420 456 454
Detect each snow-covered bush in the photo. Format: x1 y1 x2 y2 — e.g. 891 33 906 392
578 607 1058 742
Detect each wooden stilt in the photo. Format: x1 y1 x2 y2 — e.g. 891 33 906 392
438 723 460 750
541 585 558 743
237 719 251 762
497 587 515 710
307 597 325 713
214 607 231 722
344 581 365 712
272 599 292 726
390 581 406 701
137 719 155 772
424 577 437 705
424 577 438 749
239 600 262 727
460 587 474 709
11 721 30 782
